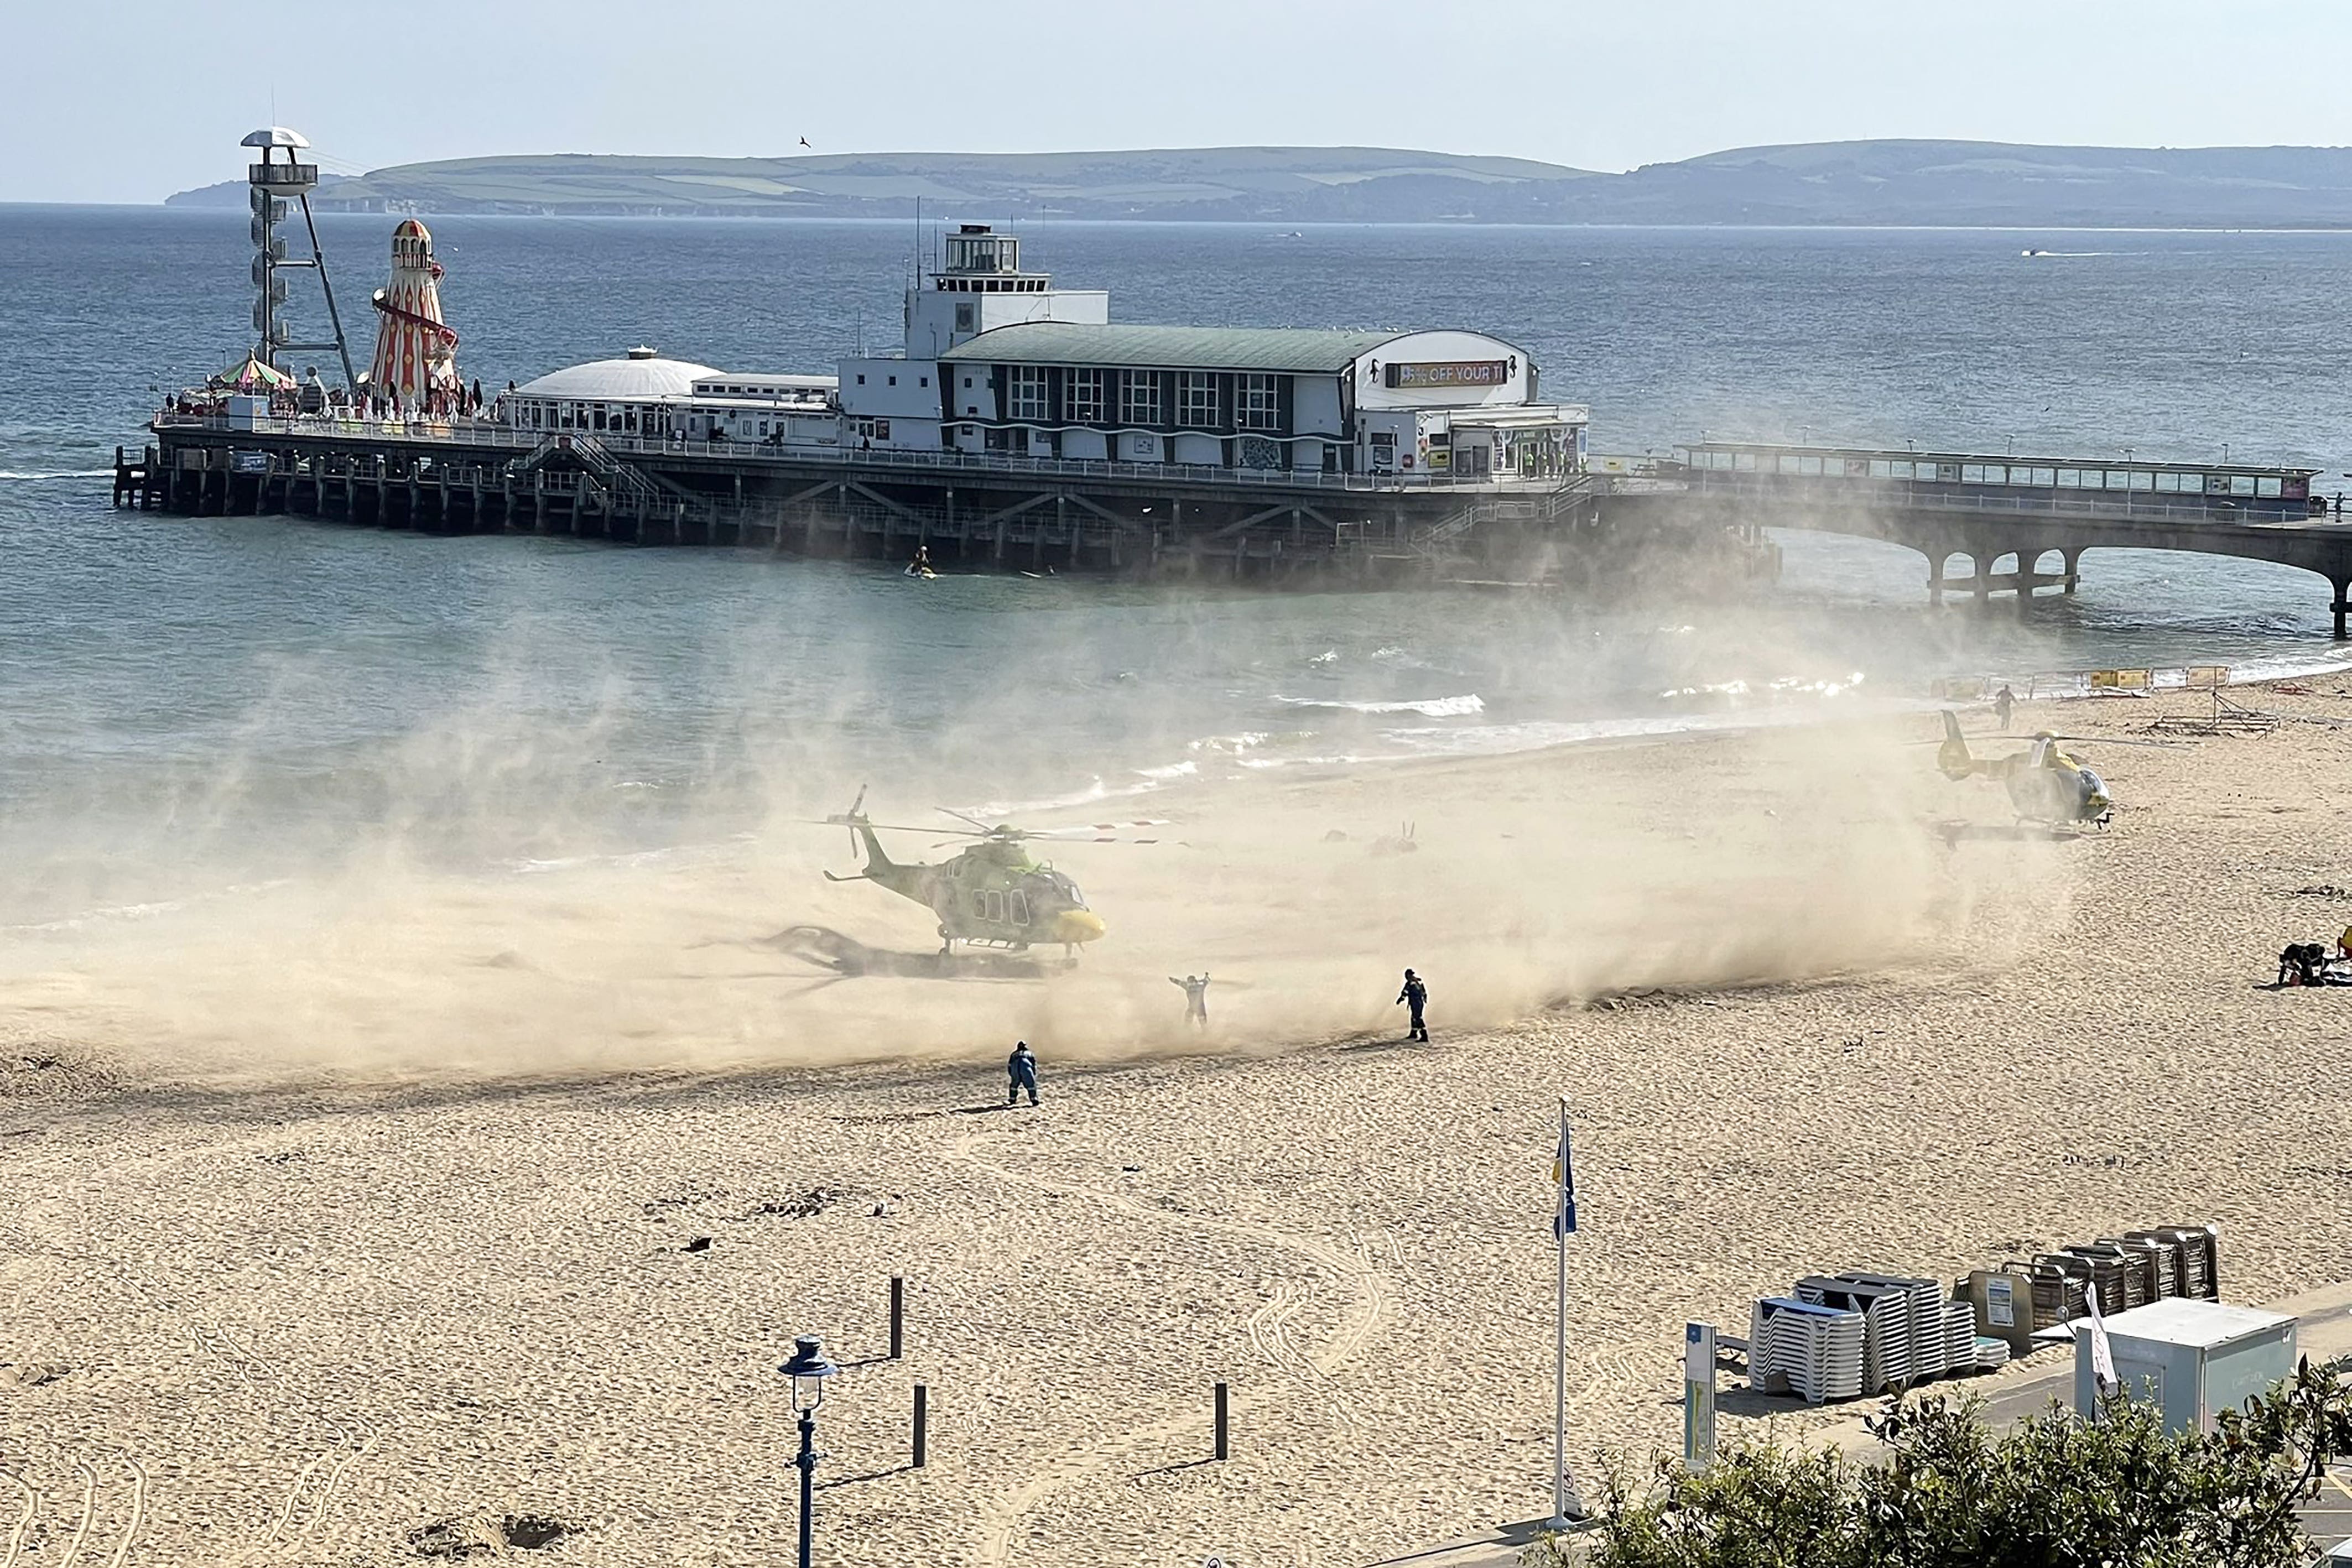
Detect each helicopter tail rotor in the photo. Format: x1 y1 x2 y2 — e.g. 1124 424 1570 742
823 786 872 854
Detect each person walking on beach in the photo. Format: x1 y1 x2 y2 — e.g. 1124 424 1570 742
1994 684 2016 732
1397 968 1429 1042
1170 972 1210 1028
1006 1040 1039 1107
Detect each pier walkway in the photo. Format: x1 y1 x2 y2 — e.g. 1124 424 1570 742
1645 442 2352 634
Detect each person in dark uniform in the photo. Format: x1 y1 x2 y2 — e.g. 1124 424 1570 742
1006 1040 1039 1106
1993 684 2016 732
1396 968 1429 1041
1170 973 1210 1028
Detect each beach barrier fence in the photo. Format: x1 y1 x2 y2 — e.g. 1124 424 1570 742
1932 664 2231 702
890 1275 904 1360
912 1384 928 1468
1214 1381 1230 1461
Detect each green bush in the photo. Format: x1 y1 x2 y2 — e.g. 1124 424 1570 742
1522 1357 2351 1568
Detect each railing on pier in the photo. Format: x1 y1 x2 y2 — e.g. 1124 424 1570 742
1672 471 2337 528
149 413 1586 498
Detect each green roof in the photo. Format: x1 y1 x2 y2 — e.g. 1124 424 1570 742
939 322 1401 373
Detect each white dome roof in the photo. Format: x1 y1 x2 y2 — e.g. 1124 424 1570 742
514 350 721 401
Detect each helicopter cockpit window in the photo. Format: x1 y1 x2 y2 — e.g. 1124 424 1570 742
1035 870 1086 908
1008 890 1030 925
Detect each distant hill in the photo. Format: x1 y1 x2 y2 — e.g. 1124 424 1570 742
161 140 2352 226
169 171 350 207
170 148 1602 222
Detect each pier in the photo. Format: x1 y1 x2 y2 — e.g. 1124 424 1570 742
1638 442 2352 634
122 416 1729 585
119 128 2349 617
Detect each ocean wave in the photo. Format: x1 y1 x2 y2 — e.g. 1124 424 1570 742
948 773 1179 821
1377 705 1838 759
1659 673 1866 702
0 469 112 482
1135 759 1199 781
1274 694 1486 718
0 877 293 935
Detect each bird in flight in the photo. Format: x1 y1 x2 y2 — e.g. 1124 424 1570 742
799 136 813 149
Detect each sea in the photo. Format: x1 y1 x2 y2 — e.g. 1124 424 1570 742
5 207 2352 920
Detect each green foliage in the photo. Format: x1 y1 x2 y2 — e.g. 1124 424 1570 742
1522 1357 2352 1568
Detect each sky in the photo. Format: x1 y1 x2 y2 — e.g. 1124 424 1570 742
9 0 2351 204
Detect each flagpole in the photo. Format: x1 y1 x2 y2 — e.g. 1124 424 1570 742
1553 1092 1569 1529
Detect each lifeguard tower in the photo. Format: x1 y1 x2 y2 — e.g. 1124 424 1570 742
242 128 357 389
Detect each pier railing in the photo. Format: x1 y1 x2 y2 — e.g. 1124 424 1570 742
150 412 1584 497
1675 472 2335 529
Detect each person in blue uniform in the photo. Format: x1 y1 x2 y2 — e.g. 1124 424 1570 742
1006 1040 1039 1106
1396 969 1429 1041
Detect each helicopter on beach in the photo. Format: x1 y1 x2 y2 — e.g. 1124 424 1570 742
1934 711 2167 826
815 789 1162 956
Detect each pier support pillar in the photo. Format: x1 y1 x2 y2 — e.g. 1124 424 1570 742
2062 547 2083 596
1971 554 1990 610
2334 577 2351 640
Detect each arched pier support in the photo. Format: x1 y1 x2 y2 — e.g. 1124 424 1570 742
2334 576 2351 640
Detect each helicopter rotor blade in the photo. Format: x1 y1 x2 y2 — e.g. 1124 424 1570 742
936 806 995 831
806 818 984 836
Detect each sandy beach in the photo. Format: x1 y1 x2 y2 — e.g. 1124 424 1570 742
6 680 2352 1566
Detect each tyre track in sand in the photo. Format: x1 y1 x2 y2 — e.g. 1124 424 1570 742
952 1129 1390 1568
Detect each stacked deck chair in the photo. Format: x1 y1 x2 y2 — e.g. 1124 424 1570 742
1749 1297 1866 1404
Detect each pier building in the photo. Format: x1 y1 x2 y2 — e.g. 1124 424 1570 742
507 348 718 436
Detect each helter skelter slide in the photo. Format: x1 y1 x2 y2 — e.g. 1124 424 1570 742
367 218 461 402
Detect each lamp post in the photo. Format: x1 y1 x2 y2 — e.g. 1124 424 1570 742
780 1334 837 1568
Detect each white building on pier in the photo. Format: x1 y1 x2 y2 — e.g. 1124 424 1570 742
504 224 1585 478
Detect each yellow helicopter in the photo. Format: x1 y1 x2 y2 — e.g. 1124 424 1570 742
1934 711 2166 826
816 790 1161 956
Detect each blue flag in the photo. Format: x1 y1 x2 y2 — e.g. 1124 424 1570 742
1552 1118 1578 1237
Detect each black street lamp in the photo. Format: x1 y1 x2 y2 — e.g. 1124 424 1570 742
780 1334 838 1568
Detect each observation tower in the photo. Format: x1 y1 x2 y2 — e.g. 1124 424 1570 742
241 128 357 388
367 220 461 404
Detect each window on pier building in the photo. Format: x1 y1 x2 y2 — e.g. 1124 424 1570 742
1238 373 1278 431
1178 372 1219 429
1066 368 1104 424
1009 366 1051 422
1120 369 1162 426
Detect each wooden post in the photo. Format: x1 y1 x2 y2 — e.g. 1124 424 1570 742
912 1383 928 1468
1214 1381 1229 1461
890 1275 904 1359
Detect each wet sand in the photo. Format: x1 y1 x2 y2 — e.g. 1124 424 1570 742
6 680 2352 1565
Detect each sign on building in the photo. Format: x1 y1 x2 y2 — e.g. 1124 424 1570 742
1386 361 1510 390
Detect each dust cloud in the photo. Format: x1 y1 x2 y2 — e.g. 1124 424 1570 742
0 589 2063 1088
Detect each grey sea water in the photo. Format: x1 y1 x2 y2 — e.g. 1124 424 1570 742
4 206 2350 918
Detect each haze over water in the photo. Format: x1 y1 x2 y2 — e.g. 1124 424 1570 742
4 206 2351 922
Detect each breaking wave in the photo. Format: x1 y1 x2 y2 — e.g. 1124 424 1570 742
1273 694 1486 718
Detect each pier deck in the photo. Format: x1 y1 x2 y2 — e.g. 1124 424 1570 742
1638 445 2352 635
125 415 1776 588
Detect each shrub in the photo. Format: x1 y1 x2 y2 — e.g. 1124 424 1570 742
1522 1356 2352 1568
